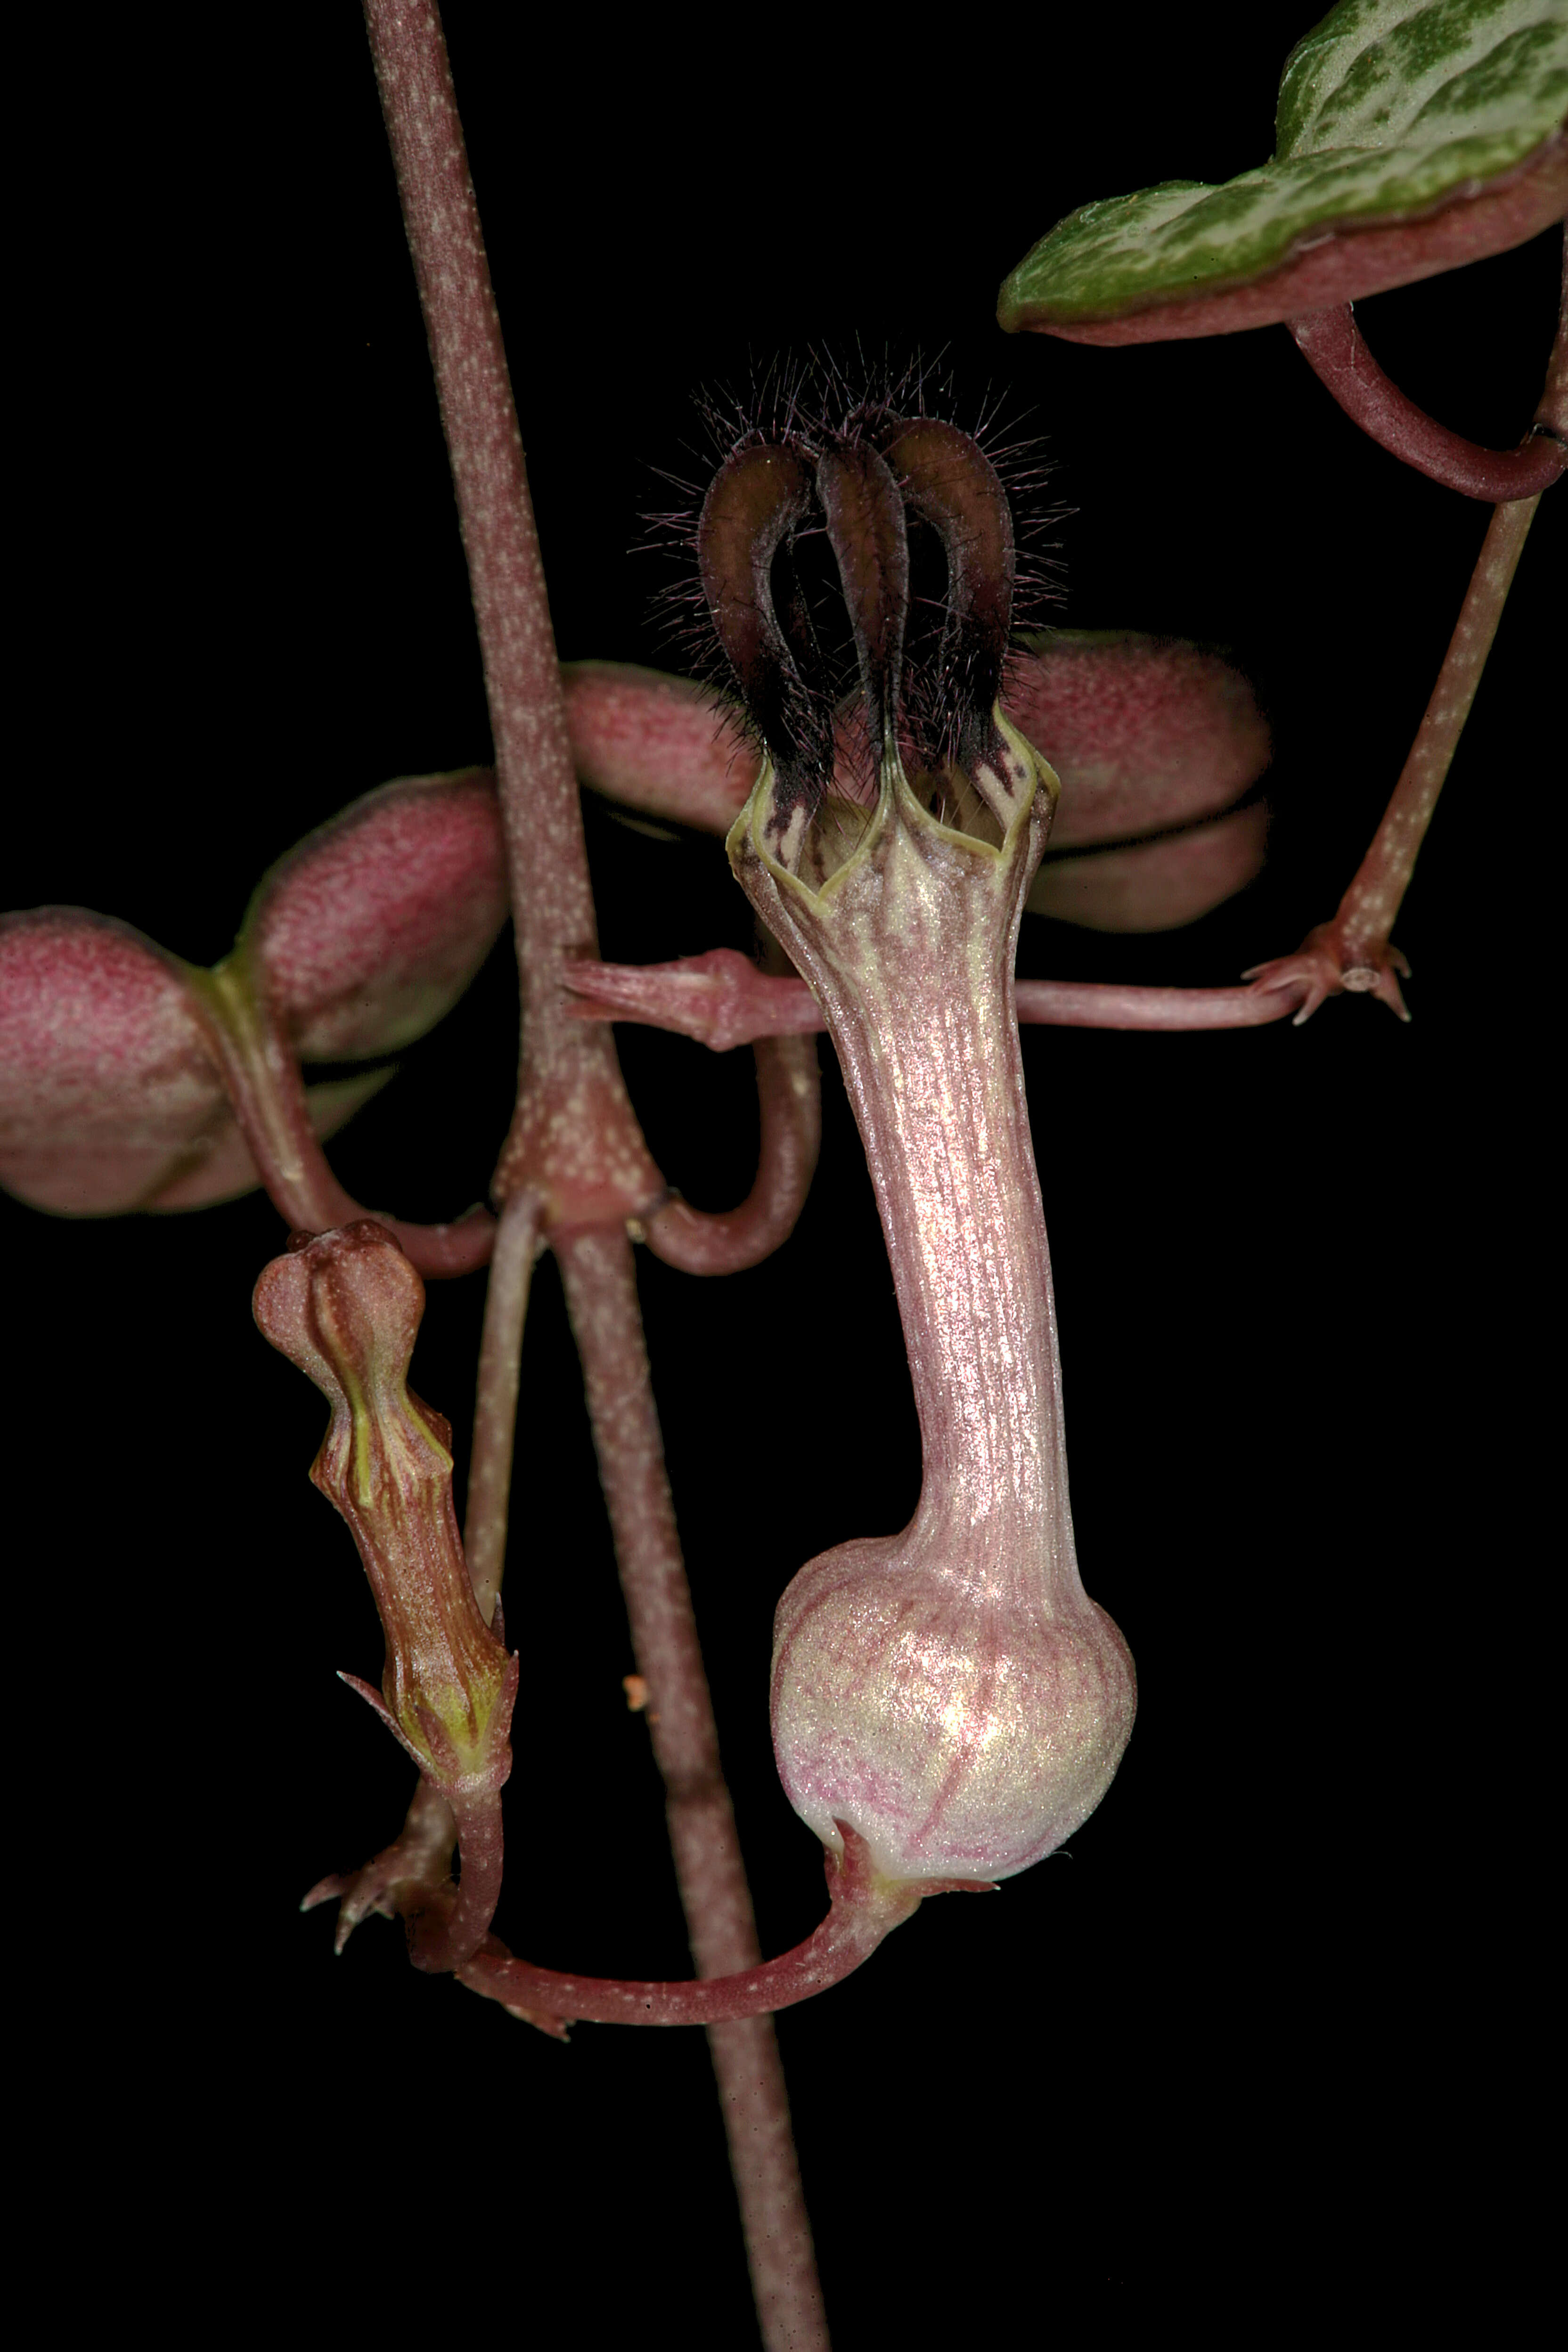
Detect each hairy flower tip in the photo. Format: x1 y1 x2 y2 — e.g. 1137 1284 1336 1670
697 433 837 829
697 375 1055 866
771 1542 1135 1886
253 1222 514 1790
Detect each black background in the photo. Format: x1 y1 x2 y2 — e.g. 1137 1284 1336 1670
8 5 1556 2335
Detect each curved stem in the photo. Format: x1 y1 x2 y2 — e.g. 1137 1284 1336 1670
191 959 495 1275
463 1185 542 1618
1288 296 1566 503
644 1032 822 1273
1251 248 1564 1021
457 1829 928 2025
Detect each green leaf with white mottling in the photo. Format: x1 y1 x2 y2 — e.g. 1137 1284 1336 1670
998 0 1568 335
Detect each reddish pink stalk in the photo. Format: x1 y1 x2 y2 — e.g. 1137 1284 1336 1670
1288 303 1566 502
463 1186 542 1619
457 1826 966 2026
552 1227 827 2340
362 12 825 2334
362 0 660 1233
1247 491 1543 1021
644 1032 822 1273
1250 245 1565 1021
565 950 1306 1043
188 958 495 1275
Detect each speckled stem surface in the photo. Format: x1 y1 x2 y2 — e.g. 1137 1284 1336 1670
362 18 825 2339
362 0 658 1230
1333 491 1542 965
555 1228 828 2348
457 1828 923 2027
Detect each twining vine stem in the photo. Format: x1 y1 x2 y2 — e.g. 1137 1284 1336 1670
359 5 826 2342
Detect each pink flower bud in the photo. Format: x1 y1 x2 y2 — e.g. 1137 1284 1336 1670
253 1222 514 1793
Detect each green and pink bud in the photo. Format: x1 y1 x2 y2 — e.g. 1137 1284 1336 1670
253 1222 516 1968
253 1220 516 1797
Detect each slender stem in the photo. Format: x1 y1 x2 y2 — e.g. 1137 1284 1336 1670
555 1227 828 2349
463 1185 542 1620
457 1868 919 2028
1251 245 1565 1022
1288 302 1566 501
1331 494 1541 959
565 951 1307 1040
1014 978 1300 1029
362 16 825 2332
362 0 659 1230
189 956 496 1275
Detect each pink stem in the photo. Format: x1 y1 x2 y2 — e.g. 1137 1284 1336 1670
463 1186 542 1619
554 1226 828 2343
407 1788 506 1974
644 1033 822 1274
1328 491 1543 963
190 961 495 1276
1249 248 1566 1022
457 1827 926 2026
364 14 825 2330
1288 301 1566 503
361 0 659 1232
566 951 1306 1040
